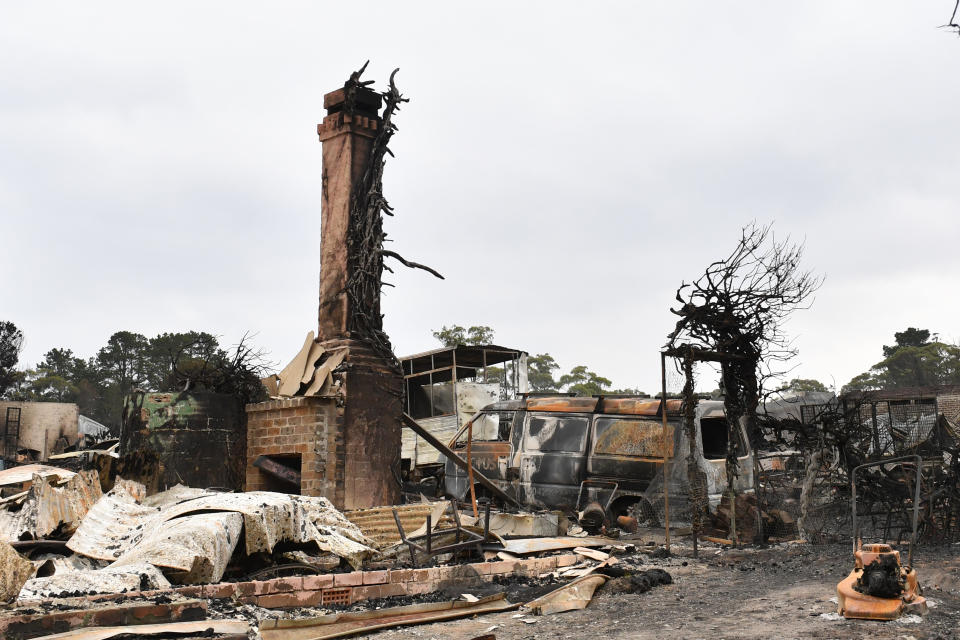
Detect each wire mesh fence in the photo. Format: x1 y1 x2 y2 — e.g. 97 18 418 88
640 361 960 548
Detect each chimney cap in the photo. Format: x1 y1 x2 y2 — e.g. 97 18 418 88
324 86 382 117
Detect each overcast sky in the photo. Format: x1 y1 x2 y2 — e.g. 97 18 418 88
2 2 958 394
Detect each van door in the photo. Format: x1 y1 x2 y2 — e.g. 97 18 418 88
696 407 754 505
517 412 590 511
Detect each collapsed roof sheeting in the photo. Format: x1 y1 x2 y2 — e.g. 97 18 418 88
272 331 346 398
65 487 375 585
66 487 160 561
19 562 171 600
0 464 76 487
0 470 102 541
110 511 244 584
153 492 372 563
141 484 214 509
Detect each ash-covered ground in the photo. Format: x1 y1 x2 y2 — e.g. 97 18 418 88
369 542 960 640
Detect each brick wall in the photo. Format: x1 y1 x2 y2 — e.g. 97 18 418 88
339 367 403 510
12 554 583 614
245 397 342 502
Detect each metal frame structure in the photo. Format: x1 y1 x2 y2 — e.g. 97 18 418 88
851 455 922 567
400 345 526 419
2 406 21 466
391 499 492 567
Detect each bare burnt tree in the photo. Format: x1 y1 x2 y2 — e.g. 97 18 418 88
341 63 443 364
666 223 821 539
946 0 960 34
162 332 273 406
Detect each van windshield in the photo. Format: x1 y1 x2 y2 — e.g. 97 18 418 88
524 414 589 453
459 409 515 443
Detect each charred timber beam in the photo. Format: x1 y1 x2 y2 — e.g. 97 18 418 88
402 413 521 507
662 346 749 363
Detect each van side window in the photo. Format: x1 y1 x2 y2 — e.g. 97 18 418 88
700 417 744 459
593 417 673 458
524 415 589 453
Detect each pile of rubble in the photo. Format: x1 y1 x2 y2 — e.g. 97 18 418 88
0 465 373 602
0 462 675 639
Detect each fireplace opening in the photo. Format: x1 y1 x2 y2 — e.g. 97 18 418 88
253 454 302 494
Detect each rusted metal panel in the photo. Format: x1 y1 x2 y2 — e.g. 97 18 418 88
526 573 607 615
0 470 103 542
33 470 103 539
592 418 674 459
27 620 251 640
526 397 598 413
260 593 518 640
0 539 33 603
253 456 302 487
345 502 448 547
600 397 682 416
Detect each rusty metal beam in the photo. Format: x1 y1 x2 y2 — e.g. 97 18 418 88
260 594 518 640
253 456 302 487
401 413 520 507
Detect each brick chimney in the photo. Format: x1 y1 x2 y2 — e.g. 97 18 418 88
246 76 403 510
313 82 402 509
316 86 382 338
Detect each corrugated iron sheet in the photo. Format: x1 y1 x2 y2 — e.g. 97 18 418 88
260 593 519 640
34 470 103 538
345 502 450 547
66 488 161 561
19 562 171 600
26 619 250 640
67 488 375 577
110 511 243 584
0 470 102 542
0 464 76 487
0 539 33 602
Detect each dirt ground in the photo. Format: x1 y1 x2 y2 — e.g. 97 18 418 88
373 542 960 640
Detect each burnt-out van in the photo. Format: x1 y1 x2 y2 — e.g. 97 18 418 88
444 395 753 520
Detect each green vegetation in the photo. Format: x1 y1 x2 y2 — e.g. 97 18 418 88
432 325 643 397
844 327 960 392
1 325 268 430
